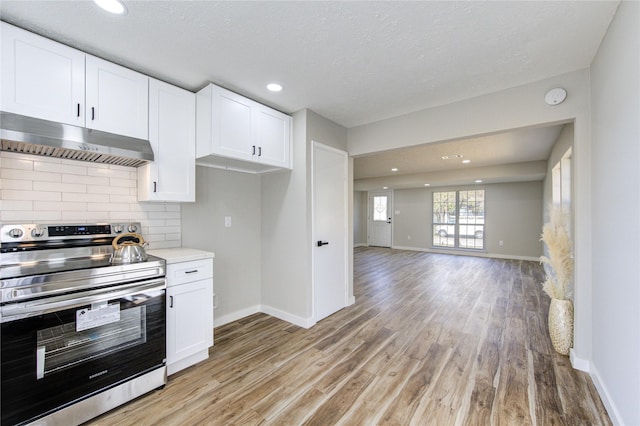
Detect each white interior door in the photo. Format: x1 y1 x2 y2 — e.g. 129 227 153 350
368 190 393 247
312 141 348 322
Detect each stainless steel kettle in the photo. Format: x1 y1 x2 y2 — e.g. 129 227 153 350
110 232 148 264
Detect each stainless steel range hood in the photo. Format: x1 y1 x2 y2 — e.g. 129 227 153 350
0 112 154 167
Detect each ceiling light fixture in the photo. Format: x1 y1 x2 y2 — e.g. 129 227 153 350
391 168 398 172
267 83 283 92
383 186 389 190
462 159 471 164
475 179 483 183
544 87 567 106
94 0 128 15
424 183 430 187
442 154 463 160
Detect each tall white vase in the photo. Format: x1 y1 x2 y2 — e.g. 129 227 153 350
548 298 574 355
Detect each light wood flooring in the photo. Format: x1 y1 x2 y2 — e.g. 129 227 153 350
90 247 610 425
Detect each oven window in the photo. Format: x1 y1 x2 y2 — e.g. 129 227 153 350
36 305 147 379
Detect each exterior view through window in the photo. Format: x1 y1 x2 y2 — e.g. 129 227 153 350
373 196 388 221
433 190 485 249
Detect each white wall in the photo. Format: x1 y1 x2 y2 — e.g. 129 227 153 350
353 191 367 245
181 166 262 325
542 123 574 217
0 151 181 248
261 109 349 326
389 181 543 259
590 1 640 424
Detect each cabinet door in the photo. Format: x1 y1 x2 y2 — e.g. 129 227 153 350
255 106 291 169
1 22 85 126
212 85 254 161
85 55 149 139
166 279 213 367
139 79 195 202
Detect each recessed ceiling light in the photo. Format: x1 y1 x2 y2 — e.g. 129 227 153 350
424 183 430 187
267 83 283 92
94 0 128 15
442 154 463 160
475 180 483 183
383 186 388 189
462 159 471 164
391 168 398 172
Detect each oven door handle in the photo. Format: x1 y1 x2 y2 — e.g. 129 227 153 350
0 279 166 322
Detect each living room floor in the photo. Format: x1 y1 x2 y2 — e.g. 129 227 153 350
91 247 610 425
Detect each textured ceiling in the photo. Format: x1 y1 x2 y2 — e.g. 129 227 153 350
0 1 617 189
353 124 565 190
0 1 618 129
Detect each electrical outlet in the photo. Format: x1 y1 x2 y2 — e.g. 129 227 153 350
225 216 232 227
499 240 504 246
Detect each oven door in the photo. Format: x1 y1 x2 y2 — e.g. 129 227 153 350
0 279 166 426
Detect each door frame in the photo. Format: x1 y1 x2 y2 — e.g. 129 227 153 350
367 189 394 247
311 140 349 323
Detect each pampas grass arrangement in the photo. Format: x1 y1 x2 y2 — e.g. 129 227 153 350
540 206 573 300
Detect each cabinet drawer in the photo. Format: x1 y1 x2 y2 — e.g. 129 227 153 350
166 259 213 286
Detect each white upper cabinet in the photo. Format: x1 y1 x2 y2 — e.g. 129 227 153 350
138 79 195 202
1 22 85 126
196 83 291 173
85 55 149 140
255 107 291 167
1 22 148 140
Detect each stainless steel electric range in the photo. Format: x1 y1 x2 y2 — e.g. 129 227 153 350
0 223 167 426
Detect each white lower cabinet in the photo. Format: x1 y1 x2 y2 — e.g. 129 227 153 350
165 258 214 375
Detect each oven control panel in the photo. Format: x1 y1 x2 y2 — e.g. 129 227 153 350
0 223 141 244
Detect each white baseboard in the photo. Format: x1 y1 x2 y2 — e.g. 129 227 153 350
354 243 368 248
569 349 590 372
214 305 260 327
590 362 624 425
347 296 356 306
391 245 538 261
260 303 315 329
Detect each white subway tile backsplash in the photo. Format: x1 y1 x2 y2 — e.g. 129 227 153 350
87 202 129 212
61 174 109 185
109 194 137 203
0 152 181 249
2 190 61 201
34 161 86 175
0 179 33 190
1 169 61 183
87 168 130 180
34 201 86 212
1 210 62 222
109 178 135 188
1 157 34 170
87 185 131 195
62 193 106 203
1 200 33 211
34 181 86 193
60 211 110 222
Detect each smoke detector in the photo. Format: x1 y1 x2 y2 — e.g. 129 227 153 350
545 88 567 106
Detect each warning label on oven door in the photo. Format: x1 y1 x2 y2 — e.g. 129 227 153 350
76 302 121 331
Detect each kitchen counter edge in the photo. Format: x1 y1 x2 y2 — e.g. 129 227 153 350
147 248 215 264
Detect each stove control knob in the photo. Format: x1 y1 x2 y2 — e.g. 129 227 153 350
8 228 23 239
113 225 124 234
31 227 45 238
128 224 138 233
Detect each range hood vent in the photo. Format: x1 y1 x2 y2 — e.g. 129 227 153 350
0 112 154 167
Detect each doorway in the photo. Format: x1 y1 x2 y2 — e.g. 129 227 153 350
312 141 348 322
368 190 393 247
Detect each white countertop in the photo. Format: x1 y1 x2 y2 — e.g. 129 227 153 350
148 248 215 264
